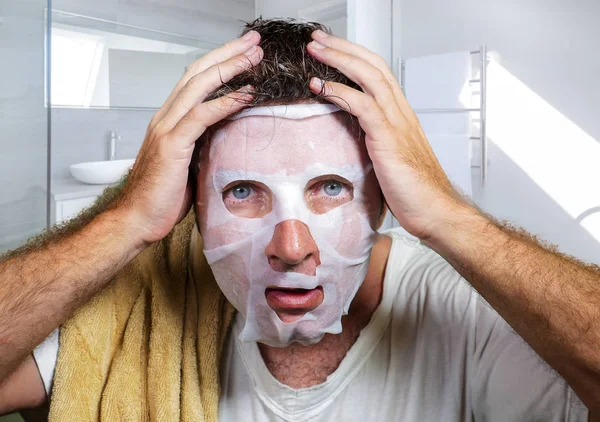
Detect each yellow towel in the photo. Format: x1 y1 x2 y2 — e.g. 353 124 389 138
47 185 234 421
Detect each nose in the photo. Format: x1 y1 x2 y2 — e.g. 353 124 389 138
265 220 321 276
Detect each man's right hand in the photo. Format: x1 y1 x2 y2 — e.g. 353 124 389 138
0 32 263 415
117 30 263 246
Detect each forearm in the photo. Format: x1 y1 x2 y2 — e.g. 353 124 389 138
0 208 145 380
425 205 600 411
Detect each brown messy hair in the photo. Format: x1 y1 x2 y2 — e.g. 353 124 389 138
206 18 360 105
189 18 362 190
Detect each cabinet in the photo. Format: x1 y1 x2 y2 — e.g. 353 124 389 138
53 195 99 224
51 179 108 225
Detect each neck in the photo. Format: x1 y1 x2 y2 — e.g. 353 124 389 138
258 233 392 388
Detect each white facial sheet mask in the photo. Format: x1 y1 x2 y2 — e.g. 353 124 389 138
198 103 379 347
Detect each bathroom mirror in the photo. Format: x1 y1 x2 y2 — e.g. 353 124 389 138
48 9 219 110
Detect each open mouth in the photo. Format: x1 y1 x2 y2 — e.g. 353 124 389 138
265 286 324 323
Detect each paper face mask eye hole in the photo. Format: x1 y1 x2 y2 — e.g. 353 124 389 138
222 181 272 218
305 175 354 214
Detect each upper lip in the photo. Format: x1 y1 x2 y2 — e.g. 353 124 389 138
265 285 318 291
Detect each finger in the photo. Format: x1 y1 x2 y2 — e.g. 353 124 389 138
185 31 260 78
310 78 439 176
312 30 393 85
311 31 402 98
307 42 402 124
166 87 255 152
157 46 263 135
151 30 260 126
311 30 419 124
309 78 402 152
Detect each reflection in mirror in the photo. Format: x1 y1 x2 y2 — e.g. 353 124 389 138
49 10 219 109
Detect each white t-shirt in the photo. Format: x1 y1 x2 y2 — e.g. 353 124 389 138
34 230 588 421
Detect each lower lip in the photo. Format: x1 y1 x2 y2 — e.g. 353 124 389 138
265 286 324 313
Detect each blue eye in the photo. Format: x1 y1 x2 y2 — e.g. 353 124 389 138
232 184 252 199
323 181 343 196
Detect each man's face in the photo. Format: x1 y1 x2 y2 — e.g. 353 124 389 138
195 110 382 346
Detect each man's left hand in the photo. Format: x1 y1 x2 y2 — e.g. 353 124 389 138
306 30 471 241
306 32 600 415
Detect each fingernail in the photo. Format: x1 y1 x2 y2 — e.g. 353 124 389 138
309 41 326 50
244 45 257 56
313 29 329 39
240 85 255 93
242 30 256 41
310 77 324 89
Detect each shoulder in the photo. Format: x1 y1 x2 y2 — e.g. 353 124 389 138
471 297 589 420
383 229 480 324
383 229 465 284
382 230 588 420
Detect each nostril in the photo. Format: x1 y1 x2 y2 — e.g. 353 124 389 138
267 256 286 273
267 252 320 276
312 251 322 268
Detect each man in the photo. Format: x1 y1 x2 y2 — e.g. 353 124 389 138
0 18 599 421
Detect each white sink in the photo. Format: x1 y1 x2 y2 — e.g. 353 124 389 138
69 159 135 185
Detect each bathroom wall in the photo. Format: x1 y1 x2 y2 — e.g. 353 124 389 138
51 108 153 179
50 0 255 180
256 0 348 38
256 0 325 19
0 1 46 418
397 0 600 264
0 0 48 253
